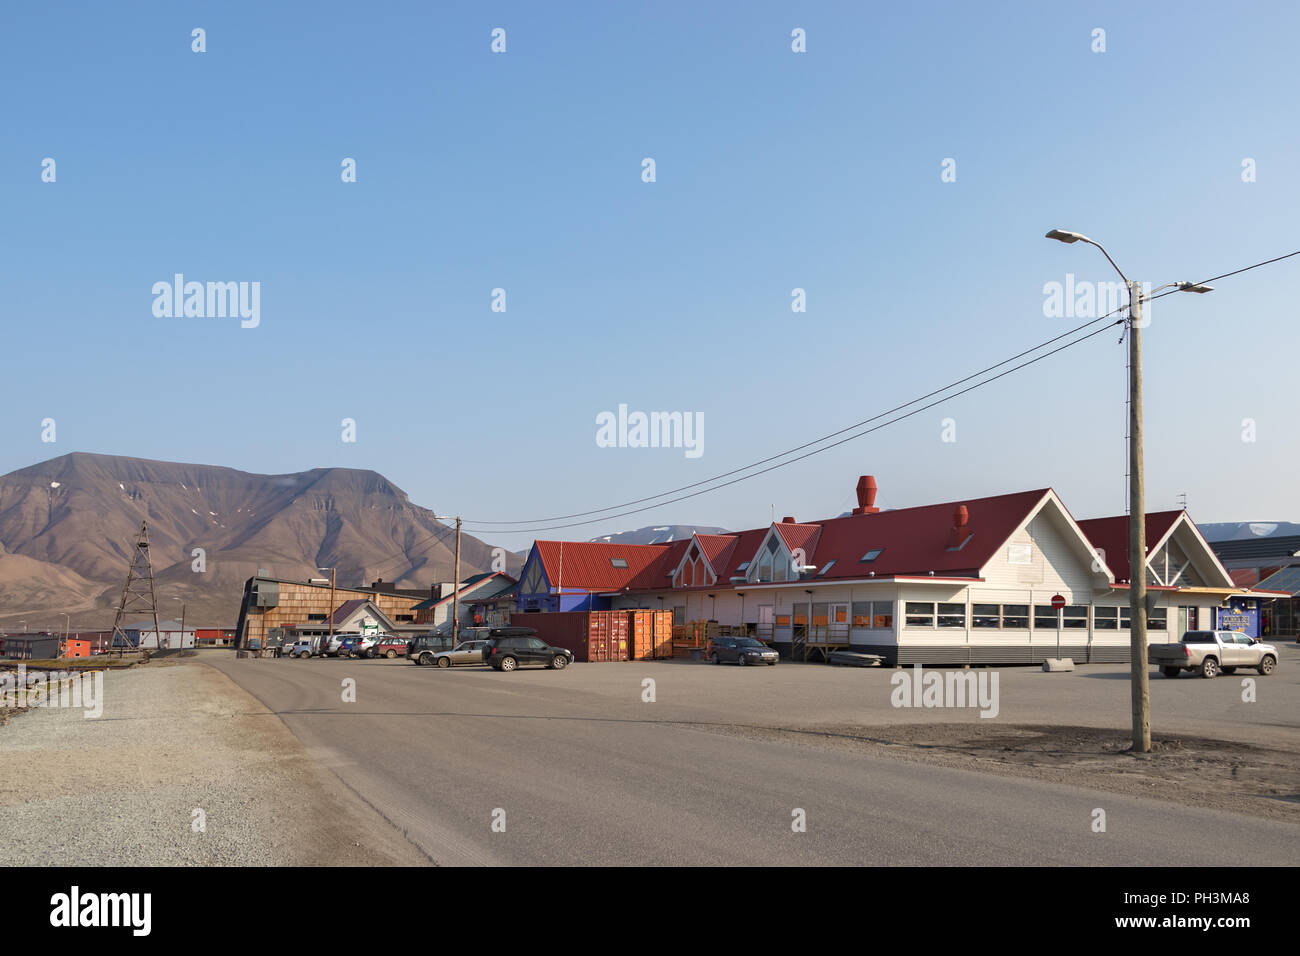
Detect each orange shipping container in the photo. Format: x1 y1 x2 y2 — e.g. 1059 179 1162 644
627 609 674 660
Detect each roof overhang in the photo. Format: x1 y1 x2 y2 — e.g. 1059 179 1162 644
735 576 983 592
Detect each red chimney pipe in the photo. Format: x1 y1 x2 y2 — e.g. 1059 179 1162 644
852 475 880 515
947 505 970 548
781 516 796 524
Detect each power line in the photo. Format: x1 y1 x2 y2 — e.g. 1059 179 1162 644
465 312 1121 526
463 320 1123 535
367 247 1298 567
465 246 1298 531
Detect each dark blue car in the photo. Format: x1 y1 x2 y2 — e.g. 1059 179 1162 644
339 637 364 658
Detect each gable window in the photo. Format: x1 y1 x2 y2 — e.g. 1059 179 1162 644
860 549 884 563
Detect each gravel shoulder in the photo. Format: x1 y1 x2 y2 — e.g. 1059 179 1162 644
0 661 431 866
694 721 1300 824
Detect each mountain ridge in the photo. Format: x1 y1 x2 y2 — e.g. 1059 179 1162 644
0 452 518 629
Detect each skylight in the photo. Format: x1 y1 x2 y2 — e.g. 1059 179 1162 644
860 549 884 562
736 561 750 572
610 558 628 568
817 560 837 577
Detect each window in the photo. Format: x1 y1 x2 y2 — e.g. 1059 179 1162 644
775 614 791 627
1002 605 1029 629
1034 606 1058 629
817 560 837 576
1094 607 1119 630
307 613 326 622
736 561 750 572
672 606 685 625
395 614 414 623
972 604 1001 628
1148 608 1167 630
1062 606 1087 629
610 558 628 569
905 602 935 627
811 603 828 626
851 602 872 627
1008 543 1033 565
937 603 966 628
860 549 884 562
873 602 894 629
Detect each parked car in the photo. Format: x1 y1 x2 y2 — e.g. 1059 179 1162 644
430 639 491 668
481 629 573 671
371 635 410 659
407 634 456 665
286 640 314 659
708 636 779 666
339 636 365 658
318 632 361 658
1148 630 1278 679
355 633 393 658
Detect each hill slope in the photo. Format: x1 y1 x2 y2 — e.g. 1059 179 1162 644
0 453 518 628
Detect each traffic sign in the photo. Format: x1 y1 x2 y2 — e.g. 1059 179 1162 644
1051 594 1066 611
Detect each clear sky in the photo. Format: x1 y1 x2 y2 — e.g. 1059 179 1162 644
3 1 1297 552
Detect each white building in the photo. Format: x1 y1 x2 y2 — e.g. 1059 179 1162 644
125 619 196 650
520 475 1244 665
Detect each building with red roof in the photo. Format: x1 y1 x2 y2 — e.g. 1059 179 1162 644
515 474 1256 665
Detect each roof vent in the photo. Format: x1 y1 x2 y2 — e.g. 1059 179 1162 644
852 475 880 515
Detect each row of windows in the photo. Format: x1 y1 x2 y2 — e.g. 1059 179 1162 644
906 602 1169 630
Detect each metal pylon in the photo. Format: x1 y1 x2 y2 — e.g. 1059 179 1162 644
109 521 161 654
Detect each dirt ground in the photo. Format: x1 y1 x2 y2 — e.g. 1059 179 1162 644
701 720 1300 823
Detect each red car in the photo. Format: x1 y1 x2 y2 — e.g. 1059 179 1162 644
371 637 410 659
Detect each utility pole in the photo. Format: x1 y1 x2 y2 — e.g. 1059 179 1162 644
1127 280 1150 752
328 568 336 642
1046 229 1213 754
451 517 462 642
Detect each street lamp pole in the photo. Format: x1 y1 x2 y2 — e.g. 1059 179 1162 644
1045 230 1213 754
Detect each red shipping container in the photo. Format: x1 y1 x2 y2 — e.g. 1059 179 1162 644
511 611 629 662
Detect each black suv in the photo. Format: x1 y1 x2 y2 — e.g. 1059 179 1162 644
407 633 454 665
481 627 574 671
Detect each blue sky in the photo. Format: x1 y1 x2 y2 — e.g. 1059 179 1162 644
3 1 1297 552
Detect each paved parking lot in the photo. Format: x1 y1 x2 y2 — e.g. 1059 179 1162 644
205 644 1300 865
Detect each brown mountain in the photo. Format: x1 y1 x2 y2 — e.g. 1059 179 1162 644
0 452 519 629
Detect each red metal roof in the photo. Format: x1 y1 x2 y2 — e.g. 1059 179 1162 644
1075 511 1183 583
802 489 1050 579
772 522 822 561
534 540 674 592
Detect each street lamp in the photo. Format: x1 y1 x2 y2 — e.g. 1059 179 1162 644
1045 228 1214 753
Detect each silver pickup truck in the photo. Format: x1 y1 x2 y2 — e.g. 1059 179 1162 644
1148 630 1278 679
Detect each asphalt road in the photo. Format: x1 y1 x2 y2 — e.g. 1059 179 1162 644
207 653 1300 866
